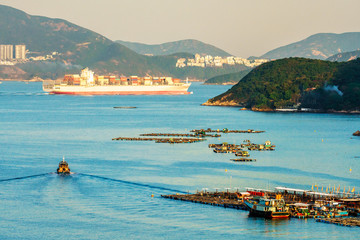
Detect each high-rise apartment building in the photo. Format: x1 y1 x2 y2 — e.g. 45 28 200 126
0 45 14 60
15 45 26 59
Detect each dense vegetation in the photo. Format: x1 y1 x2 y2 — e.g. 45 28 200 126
261 32 360 60
206 58 360 111
116 39 231 57
204 69 251 84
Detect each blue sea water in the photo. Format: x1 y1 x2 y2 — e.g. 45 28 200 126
0 81 359 239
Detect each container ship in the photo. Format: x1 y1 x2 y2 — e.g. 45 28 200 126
43 68 191 95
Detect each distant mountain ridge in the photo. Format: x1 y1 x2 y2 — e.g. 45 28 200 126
327 50 360 62
115 39 231 57
261 32 360 60
0 4 246 80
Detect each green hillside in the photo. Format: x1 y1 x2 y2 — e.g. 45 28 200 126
204 69 251 85
116 39 231 57
261 32 360 60
0 4 244 80
204 58 360 111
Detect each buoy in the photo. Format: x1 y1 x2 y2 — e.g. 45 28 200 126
151 194 154 198
225 169 228 172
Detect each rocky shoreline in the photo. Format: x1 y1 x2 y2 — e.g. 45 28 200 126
202 101 360 114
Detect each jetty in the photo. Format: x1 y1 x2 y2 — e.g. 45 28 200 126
112 137 205 144
162 187 360 225
191 128 265 133
162 191 247 210
141 133 221 138
316 217 360 227
231 158 256 162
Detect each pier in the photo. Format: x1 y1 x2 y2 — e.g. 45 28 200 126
316 218 360 227
112 137 205 144
140 133 221 137
162 187 360 226
231 158 256 162
191 128 265 133
162 192 248 210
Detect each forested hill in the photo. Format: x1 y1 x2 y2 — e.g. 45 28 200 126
204 69 251 85
203 58 360 112
0 4 246 80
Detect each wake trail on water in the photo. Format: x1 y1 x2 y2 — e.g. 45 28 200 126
0 172 52 182
0 172 186 194
78 173 187 194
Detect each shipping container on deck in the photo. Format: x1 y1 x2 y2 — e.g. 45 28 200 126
144 76 152 86
130 76 138 86
152 77 160 85
73 75 81 85
63 75 73 85
109 76 116 85
165 77 173 84
120 76 128 85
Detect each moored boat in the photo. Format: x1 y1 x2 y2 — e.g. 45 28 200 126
244 195 290 219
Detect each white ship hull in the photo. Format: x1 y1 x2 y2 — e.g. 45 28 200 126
43 82 192 95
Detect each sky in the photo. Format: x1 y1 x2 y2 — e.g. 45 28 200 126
1 0 360 58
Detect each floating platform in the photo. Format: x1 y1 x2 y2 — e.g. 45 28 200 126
191 128 265 133
112 137 205 144
231 158 256 162
113 106 137 109
162 192 247 210
316 217 360 227
141 133 221 138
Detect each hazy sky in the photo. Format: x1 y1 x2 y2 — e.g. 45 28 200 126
1 0 360 57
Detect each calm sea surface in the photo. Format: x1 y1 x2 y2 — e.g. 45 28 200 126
0 82 359 239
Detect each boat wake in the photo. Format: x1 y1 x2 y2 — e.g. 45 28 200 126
0 172 51 182
0 172 186 194
78 173 187 194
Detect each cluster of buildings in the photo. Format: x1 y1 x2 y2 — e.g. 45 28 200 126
0 44 26 60
0 44 26 65
176 54 269 68
61 68 182 86
0 44 60 65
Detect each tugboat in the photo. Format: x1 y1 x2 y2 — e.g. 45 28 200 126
57 156 71 174
244 194 290 219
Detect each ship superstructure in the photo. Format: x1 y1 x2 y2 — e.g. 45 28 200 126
43 68 191 95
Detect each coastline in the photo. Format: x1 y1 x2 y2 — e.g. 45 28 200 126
0 78 46 82
202 101 360 114
203 82 236 85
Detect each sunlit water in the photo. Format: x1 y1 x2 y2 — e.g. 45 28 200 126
0 82 359 239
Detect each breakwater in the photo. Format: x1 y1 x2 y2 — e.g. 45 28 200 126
162 192 247 210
